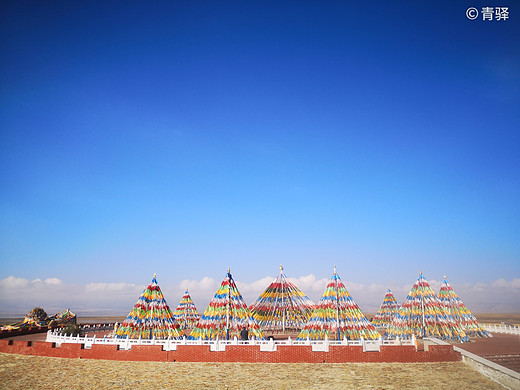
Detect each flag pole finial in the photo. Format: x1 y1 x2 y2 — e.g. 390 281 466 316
443 275 446 280
153 273 157 279
280 264 283 273
333 265 337 274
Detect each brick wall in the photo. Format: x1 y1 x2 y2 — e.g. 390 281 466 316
0 340 461 363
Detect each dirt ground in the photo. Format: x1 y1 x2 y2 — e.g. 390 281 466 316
455 333 520 372
456 333 520 356
472 313 520 326
0 353 504 390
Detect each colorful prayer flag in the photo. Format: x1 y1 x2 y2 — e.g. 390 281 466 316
297 266 379 340
115 274 182 339
189 268 265 340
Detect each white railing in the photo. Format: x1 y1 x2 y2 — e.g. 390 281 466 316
482 323 520 335
45 331 416 352
79 323 117 332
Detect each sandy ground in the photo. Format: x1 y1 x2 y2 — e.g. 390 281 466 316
0 353 504 390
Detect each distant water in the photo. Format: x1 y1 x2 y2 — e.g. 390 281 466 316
78 316 126 324
0 316 127 326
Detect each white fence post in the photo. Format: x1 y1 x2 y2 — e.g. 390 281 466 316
482 323 520 335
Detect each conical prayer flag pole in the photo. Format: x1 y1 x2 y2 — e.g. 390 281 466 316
115 273 182 339
385 272 468 342
172 289 200 329
438 275 491 338
372 289 398 327
297 266 379 340
189 268 264 340
250 265 315 333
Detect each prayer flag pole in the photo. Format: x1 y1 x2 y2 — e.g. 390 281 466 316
281 265 286 333
334 265 340 340
420 271 425 338
226 268 230 340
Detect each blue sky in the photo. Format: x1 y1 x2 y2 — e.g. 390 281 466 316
1 1 519 316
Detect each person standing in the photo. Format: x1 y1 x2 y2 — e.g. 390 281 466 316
240 325 249 340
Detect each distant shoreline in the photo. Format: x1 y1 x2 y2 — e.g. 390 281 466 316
1 313 519 327
77 316 127 324
0 316 126 326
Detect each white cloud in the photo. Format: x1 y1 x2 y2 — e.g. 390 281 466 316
0 276 30 289
44 278 63 286
0 276 142 317
236 276 274 294
491 278 520 289
85 282 137 293
179 277 217 292
287 274 329 294
0 274 519 318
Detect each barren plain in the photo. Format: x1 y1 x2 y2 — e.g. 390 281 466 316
0 353 504 390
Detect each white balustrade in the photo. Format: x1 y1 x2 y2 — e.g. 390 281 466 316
45 330 417 351
482 323 520 335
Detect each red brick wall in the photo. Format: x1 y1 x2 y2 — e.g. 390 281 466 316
0 340 461 363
